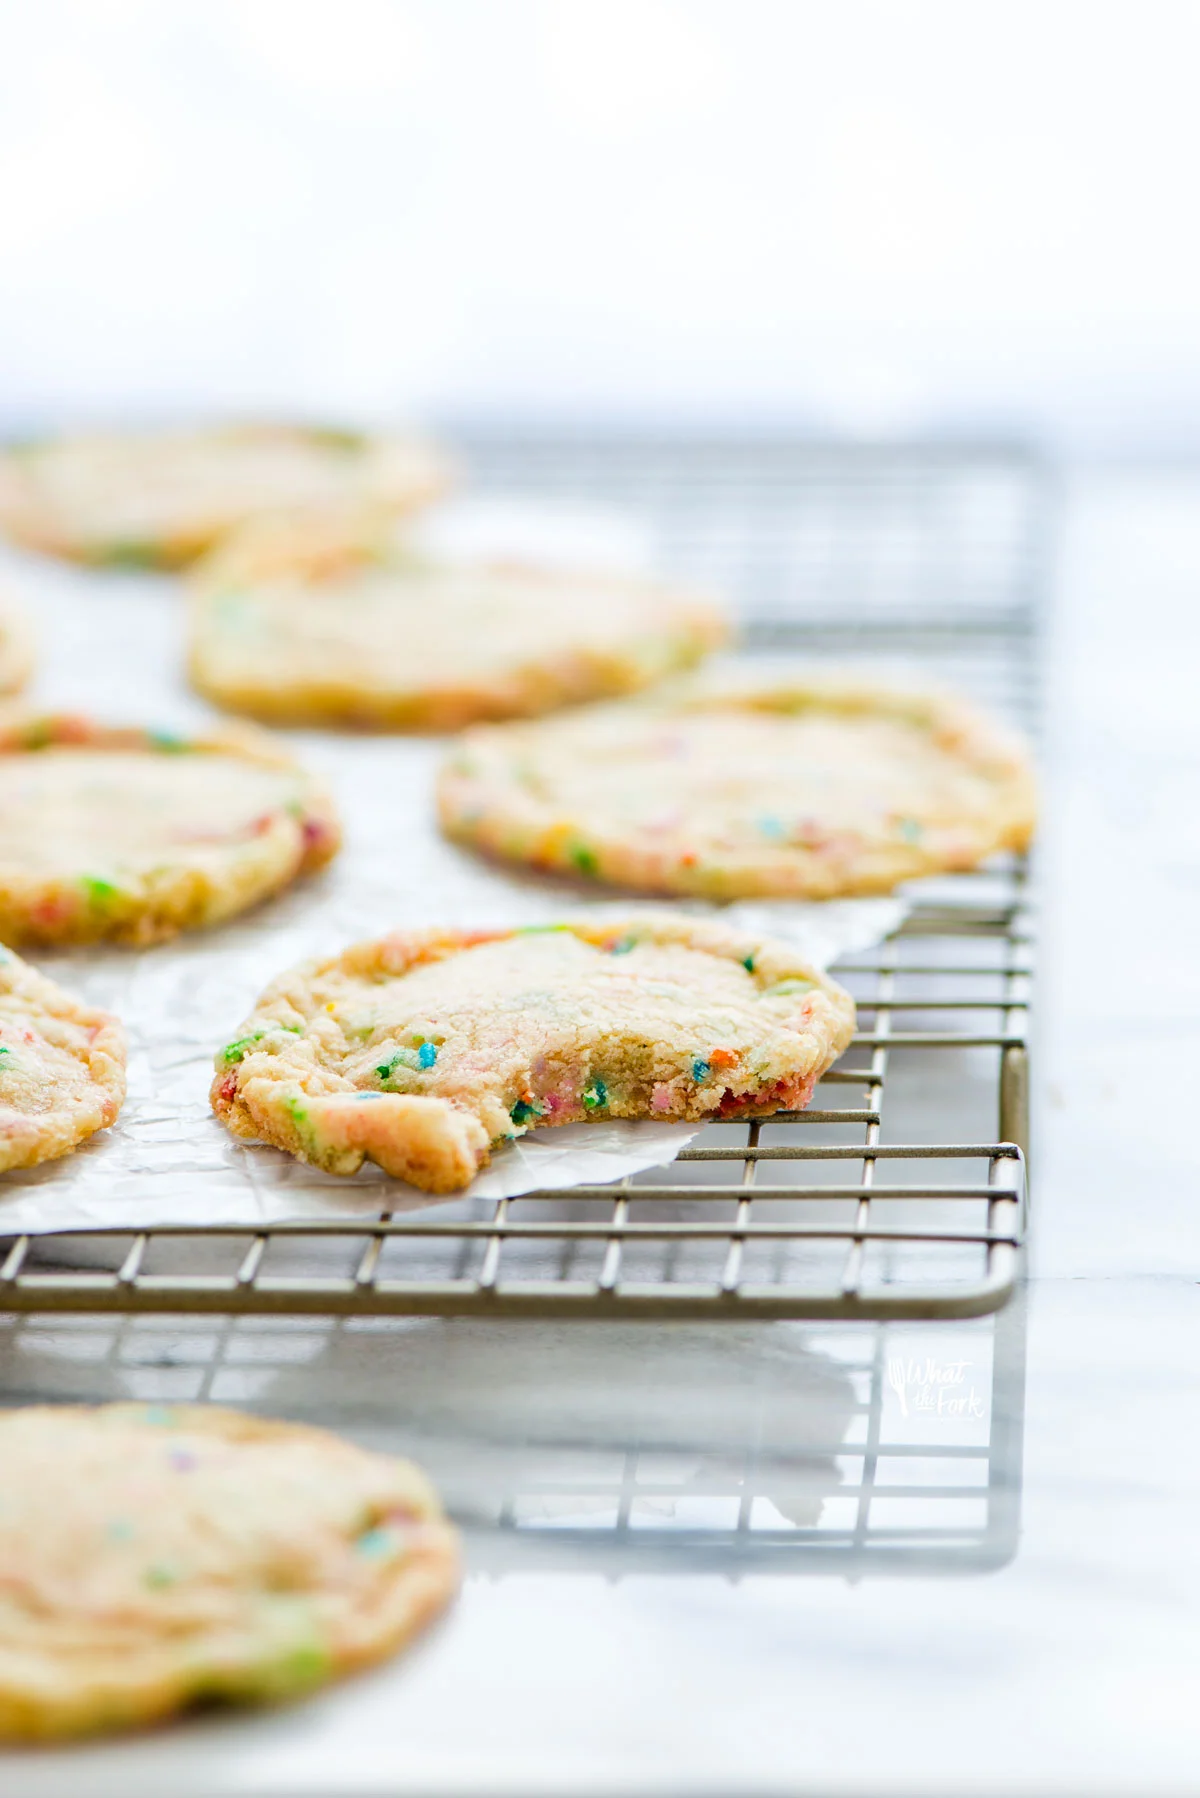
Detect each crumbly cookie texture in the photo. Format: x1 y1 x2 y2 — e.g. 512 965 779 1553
0 424 450 568
437 673 1037 900
0 712 341 948
0 1403 460 1742
0 945 125 1171
211 914 855 1193
0 595 33 696
187 512 728 729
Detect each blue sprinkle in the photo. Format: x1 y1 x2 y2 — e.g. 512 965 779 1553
356 1527 393 1557
756 816 786 841
692 1058 710 1082
418 1041 438 1068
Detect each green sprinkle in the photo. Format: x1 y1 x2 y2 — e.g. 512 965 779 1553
106 1519 135 1543
279 1642 329 1685
418 1041 438 1068
147 729 188 753
582 1079 608 1110
96 539 161 570
510 1098 543 1125
766 977 816 998
81 876 121 912
96 539 162 570
20 720 55 750
143 1406 176 1426
742 955 755 973
691 1058 710 1082
376 1047 422 1081
0 1046 9 1057
222 1033 265 1065
569 842 599 877
897 817 923 842
608 935 637 955
307 426 363 452
144 1564 177 1590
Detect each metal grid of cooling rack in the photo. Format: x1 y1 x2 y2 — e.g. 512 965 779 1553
0 436 1045 1324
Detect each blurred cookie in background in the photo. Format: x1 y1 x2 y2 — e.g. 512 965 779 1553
438 671 1036 900
0 423 451 569
0 1403 460 1741
186 509 728 730
0 594 33 695
0 712 340 948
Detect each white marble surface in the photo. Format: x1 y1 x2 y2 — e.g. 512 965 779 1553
5 470 1200 1794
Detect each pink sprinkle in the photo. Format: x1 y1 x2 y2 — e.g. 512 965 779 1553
651 1083 673 1111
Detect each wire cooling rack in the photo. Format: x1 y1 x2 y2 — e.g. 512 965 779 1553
0 434 1046 1325
0 1298 1027 1578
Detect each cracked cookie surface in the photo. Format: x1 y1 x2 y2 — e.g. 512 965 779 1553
0 944 125 1171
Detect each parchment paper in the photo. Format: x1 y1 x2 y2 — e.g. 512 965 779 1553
0 513 907 1233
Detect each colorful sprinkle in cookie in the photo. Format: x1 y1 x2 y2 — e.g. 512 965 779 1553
0 1403 460 1741
0 713 341 948
187 513 728 729
438 674 1037 899
211 914 855 1193
0 424 450 568
0 946 125 1171
0 595 33 696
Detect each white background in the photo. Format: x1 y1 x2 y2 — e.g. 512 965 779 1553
2 0 1200 453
